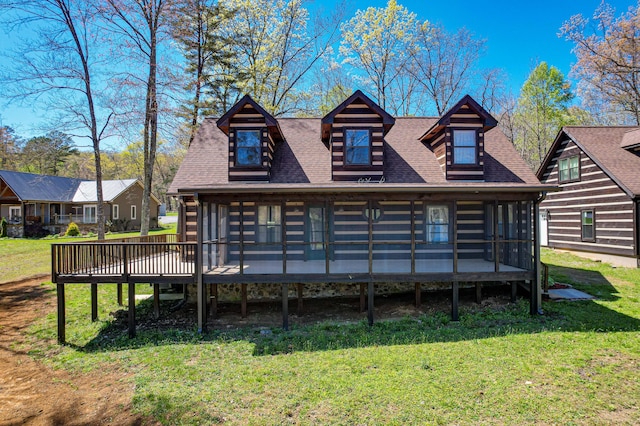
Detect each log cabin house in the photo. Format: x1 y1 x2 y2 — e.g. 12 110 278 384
164 91 554 332
537 126 640 268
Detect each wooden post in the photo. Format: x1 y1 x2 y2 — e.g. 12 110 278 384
359 283 366 312
195 194 205 332
128 280 136 338
415 282 421 308
91 281 98 322
511 281 517 303
153 283 160 319
117 281 123 306
241 283 247 318
475 283 482 304
532 201 541 315
57 282 65 344
452 281 459 321
282 283 289 330
453 202 458 274
367 281 374 326
296 283 303 315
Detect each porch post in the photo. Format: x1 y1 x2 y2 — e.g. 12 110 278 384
453 202 458 273
532 200 541 315
91 280 98 321
57 282 65 344
195 194 206 332
117 281 123 306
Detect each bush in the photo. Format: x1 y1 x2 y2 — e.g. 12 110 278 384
65 222 81 237
0 217 7 238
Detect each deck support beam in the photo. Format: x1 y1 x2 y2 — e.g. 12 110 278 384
367 281 374 326
452 281 459 321
153 283 160 319
128 281 136 338
511 281 517 302
57 282 65 344
241 284 247 318
359 283 366 312
90 281 98 322
475 283 482 304
117 281 123 306
282 283 289 330
415 283 421 308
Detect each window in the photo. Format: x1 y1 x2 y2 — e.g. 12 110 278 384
453 129 477 165
426 205 449 243
257 205 281 243
131 205 137 220
83 205 97 224
363 203 383 222
9 206 21 224
581 210 595 241
559 155 579 182
236 129 262 166
112 204 119 220
345 129 371 165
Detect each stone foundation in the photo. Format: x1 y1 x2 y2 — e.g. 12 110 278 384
6 224 23 238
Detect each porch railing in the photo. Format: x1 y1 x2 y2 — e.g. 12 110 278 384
53 214 85 225
52 234 196 280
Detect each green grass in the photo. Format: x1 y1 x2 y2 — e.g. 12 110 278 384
17 248 640 424
0 223 176 283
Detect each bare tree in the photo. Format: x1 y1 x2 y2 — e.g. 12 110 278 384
102 0 169 235
0 0 114 239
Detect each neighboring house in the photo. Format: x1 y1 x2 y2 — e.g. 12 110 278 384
537 126 640 268
0 170 160 237
168 90 553 321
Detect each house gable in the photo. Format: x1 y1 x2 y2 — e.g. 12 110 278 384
216 95 283 182
420 95 497 181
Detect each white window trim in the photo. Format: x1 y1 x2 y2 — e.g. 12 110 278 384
113 204 119 220
83 204 97 224
9 206 21 224
131 205 137 220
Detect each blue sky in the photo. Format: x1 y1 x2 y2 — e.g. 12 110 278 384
0 0 636 139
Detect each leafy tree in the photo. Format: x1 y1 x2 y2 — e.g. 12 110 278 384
340 0 418 113
513 62 573 169
0 126 20 170
561 2 640 124
0 0 116 239
21 132 78 175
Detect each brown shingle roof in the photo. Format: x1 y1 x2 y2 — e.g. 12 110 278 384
560 126 640 196
169 116 542 194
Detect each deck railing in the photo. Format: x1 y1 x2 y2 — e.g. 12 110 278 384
52 234 196 279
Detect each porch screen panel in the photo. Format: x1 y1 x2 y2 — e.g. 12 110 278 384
416 203 453 273
250 204 283 273
456 202 488 272
285 202 318 273
372 201 411 273
331 202 368 273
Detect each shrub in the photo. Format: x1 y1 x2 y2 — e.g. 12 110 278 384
0 217 7 238
65 222 81 237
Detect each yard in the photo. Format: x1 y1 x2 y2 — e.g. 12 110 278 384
0 236 639 424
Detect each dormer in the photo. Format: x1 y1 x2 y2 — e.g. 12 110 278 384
216 95 283 182
621 128 640 156
321 90 395 182
420 95 497 181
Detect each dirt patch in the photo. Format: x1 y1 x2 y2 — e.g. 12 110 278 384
0 278 151 426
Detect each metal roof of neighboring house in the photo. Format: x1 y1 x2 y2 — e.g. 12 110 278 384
538 126 640 197
168 116 544 194
73 179 138 203
0 170 85 202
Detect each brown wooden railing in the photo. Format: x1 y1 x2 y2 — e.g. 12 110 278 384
52 234 196 280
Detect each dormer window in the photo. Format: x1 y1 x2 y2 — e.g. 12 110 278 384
236 129 261 166
452 129 477 165
558 155 579 182
345 129 371 165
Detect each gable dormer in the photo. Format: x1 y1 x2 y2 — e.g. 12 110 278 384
216 95 283 182
321 90 395 182
621 128 640 155
420 95 497 181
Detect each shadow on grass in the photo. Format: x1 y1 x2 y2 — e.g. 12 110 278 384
71 266 640 356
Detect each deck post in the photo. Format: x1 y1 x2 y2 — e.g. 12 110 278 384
511 281 517 302
282 283 289 330
475 283 482 304
359 283 366 312
296 283 303 315
241 284 247 318
452 281 459 321
57 282 65 344
367 281 374 326
91 280 98 322
415 282 421 308
195 194 206 333
128 280 136 338
153 283 160 319
117 281 123 306
532 201 541 314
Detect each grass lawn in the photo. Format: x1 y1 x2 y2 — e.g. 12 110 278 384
0 223 177 283
14 249 640 424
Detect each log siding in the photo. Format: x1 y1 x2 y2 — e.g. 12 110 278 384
540 138 636 257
